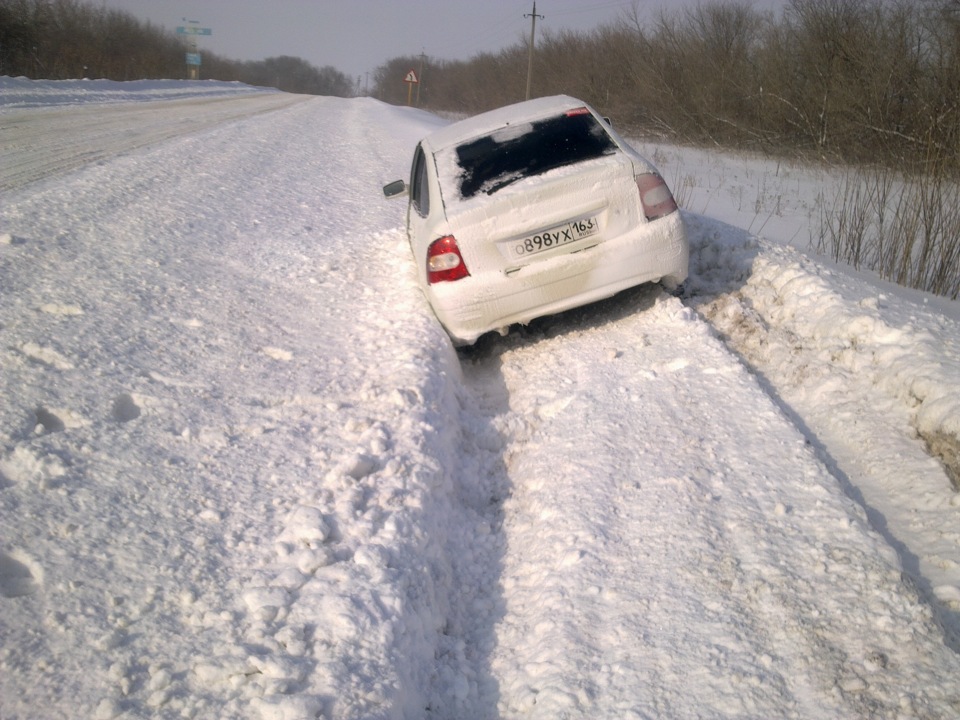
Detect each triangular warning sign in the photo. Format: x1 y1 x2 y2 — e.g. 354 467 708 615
404 69 419 84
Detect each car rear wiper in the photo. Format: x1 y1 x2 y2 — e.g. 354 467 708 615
485 175 523 195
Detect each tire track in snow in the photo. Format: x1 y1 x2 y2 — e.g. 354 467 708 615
456 284 960 718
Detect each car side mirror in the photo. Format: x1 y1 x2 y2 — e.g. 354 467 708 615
383 180 407 198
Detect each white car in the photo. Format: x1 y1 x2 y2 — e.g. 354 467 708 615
384 95 688 346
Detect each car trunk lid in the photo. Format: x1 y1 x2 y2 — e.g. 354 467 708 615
442 153 642 276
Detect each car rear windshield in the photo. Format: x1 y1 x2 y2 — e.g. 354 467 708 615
454 108 618 199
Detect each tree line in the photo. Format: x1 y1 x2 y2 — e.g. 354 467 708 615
374 0 960 171
0 0 354 96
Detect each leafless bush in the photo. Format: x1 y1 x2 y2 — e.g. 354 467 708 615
816 158 960 299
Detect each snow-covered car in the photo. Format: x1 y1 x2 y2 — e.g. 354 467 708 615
384 95 688 346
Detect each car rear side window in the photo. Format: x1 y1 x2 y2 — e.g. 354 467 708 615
455 109 618 199
410 144 430 217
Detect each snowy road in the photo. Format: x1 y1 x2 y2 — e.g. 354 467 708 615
0 87 307 192
1 80 959 719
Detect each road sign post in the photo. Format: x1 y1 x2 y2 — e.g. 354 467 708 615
404 69 419 106
176 21 212 80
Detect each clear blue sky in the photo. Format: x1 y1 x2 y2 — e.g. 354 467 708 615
98 1 784 84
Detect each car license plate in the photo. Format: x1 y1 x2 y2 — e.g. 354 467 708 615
501 216 599 260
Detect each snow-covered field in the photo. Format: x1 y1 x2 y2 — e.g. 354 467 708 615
1 77 959 719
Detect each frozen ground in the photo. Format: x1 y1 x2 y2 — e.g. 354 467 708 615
1 77 959 719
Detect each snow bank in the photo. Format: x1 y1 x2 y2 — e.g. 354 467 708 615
684 213 960 487
637 140 960 501
749 247 960 477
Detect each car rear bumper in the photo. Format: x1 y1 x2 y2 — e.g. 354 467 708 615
428 212 688 345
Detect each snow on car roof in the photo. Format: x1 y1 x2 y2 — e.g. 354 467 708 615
423 95 592 152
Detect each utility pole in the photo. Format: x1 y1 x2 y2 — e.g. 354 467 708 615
524 1 544 101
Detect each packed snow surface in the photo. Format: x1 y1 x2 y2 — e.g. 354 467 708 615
1 77 959 719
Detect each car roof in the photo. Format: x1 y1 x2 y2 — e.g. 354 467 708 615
422 95 595 153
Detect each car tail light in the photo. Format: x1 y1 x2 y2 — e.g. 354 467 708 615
636 172 678 221
427 235 470 284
